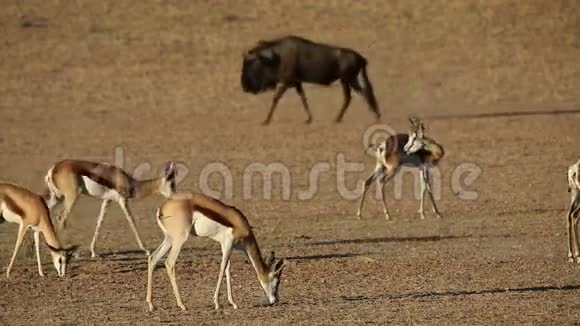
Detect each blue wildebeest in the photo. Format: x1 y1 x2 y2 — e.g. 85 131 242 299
241 35 381 125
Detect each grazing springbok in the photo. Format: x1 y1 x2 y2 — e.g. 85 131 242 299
146 192 286 311
566 159 580 262
241 35 381 125
44 159 177 258
0 183 75 278
357 117 445 220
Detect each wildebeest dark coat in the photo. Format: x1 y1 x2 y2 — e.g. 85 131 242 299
241 35 381 125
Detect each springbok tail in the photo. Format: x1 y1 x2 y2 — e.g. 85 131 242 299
568 163 580 193
44 166 62 208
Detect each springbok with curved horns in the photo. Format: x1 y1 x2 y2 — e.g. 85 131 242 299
0 183 75 278
566 159 580 262
357 117 445 220
146 192 286 311
44 159 177 257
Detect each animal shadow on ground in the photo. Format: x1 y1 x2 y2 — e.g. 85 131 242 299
281 235 470 262
427 108 580 121
285 252 378 261
60 247 217 275
341 284 580 302
302 235 470 247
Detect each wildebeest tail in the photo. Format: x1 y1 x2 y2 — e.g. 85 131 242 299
352 62 380 118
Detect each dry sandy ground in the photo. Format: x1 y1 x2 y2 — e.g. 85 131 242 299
0 0 580 325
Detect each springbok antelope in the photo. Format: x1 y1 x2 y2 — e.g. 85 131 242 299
357 117 445 220
0 183 75 278
44 159 177 258
566 159 580 263
146 192 286 311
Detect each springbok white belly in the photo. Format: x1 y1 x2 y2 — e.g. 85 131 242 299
81 176 123 201
0 203 22 224
191 211 232 242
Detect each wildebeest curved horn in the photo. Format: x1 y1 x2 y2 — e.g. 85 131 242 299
258 48 278 64
258 48 277 62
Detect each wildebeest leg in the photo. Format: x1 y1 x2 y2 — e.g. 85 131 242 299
335 79 352 123
295 83 312 124
262 84 289 125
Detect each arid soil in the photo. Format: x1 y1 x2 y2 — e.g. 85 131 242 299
0 1 579 325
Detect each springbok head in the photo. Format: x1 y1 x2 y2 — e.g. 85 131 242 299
404 117 426 154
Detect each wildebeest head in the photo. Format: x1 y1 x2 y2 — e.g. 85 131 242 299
241 45 280 94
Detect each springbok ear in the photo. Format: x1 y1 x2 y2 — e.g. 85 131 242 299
65 245 79 257
164 161 176 178
274 258 285 274
265 251 275 266
417 120 426 134
47 244 78 256
409 116 422 126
